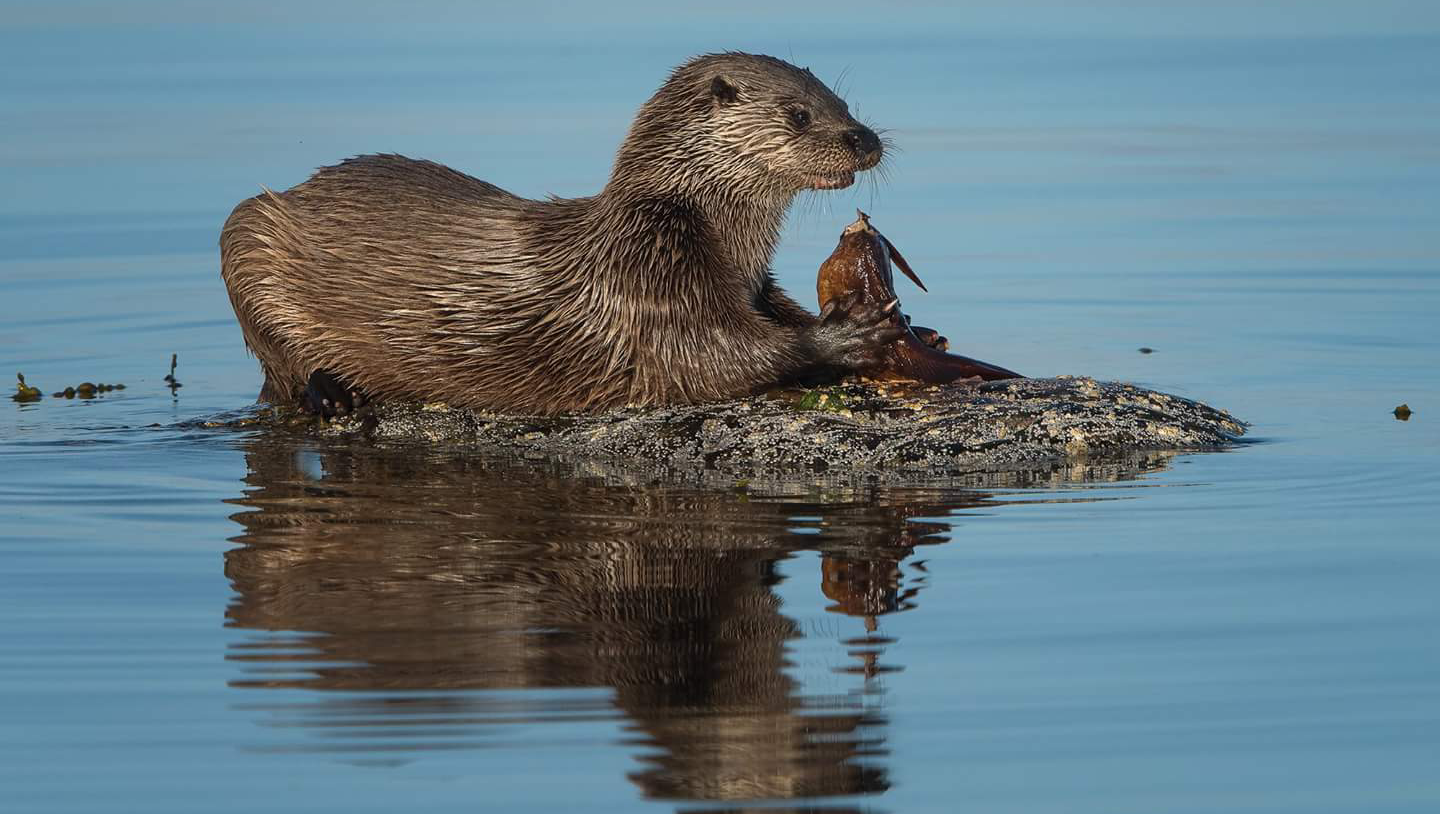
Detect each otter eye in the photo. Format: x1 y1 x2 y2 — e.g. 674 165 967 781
788 108 812 130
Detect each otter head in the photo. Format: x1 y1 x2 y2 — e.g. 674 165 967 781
611 53 884 201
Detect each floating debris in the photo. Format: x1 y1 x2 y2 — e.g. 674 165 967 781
164 353 182 391
51 382 124 399
1394 404 1412 421
12 373 43 402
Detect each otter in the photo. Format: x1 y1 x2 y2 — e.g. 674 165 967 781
220 52 905 416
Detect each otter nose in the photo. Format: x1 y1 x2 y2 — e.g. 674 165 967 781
844 127 882 161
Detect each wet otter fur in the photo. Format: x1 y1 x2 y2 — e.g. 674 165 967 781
220 52 902 415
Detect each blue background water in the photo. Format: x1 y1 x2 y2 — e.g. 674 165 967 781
3 2 1438 812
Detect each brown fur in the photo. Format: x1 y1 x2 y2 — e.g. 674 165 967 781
220 53 889 414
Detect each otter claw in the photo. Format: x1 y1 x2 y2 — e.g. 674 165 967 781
818 298 841 321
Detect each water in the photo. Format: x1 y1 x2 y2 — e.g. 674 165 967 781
3 2 1439 812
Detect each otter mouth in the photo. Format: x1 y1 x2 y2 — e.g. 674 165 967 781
808 171 856 191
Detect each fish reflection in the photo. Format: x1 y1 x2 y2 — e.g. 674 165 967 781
222 433 1175 807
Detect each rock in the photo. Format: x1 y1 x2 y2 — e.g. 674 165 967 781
252 376 1246 482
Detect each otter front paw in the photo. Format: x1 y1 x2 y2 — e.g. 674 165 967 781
304 370 366 419
810 292 907 372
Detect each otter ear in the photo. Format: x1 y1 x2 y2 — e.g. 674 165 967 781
710 75 740 106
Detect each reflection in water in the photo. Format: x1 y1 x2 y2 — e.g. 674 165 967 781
222 432 1177 808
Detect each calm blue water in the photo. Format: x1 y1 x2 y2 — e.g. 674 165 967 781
3 3 1439 812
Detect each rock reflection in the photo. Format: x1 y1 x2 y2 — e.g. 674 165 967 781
222 433 1176 807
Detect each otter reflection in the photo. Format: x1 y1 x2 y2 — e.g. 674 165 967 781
223 435 1174 806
